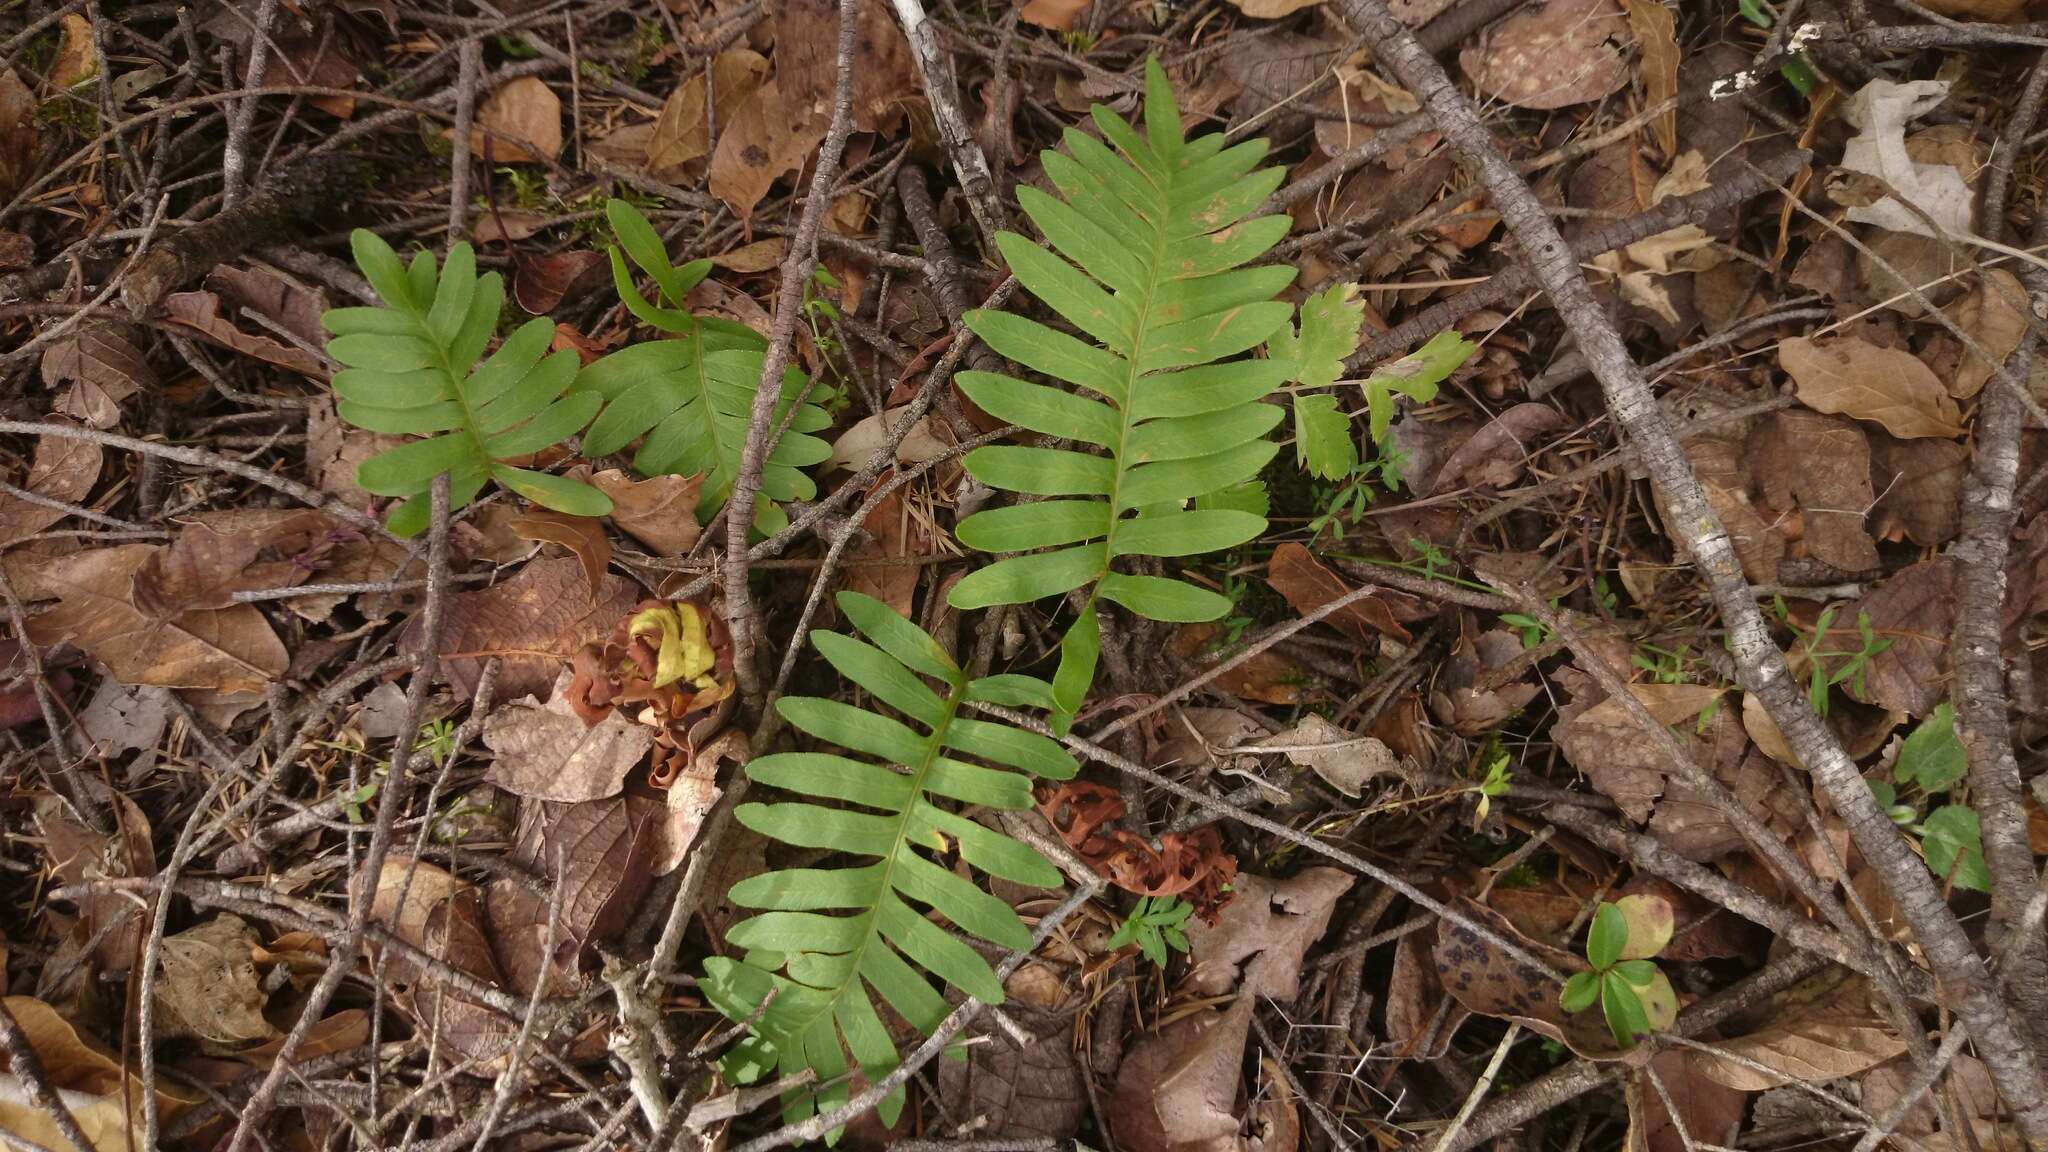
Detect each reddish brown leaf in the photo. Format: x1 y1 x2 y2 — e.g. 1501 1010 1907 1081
708 78 826 218
41 323 153 429
37 791 153 973
1266 542 1416 643
416 556 641 704
162 290 328 378
512 249 606 315
509 508 612 603
1845 557 1953 717
591 469 701 556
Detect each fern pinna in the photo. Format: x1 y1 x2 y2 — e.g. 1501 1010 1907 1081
575 200 831 535
944 59 1304 721
702 592 1077 1130
323 233 611 535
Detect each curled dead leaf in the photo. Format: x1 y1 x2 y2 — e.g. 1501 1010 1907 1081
1779 336 1962 440
1184 869 1354 999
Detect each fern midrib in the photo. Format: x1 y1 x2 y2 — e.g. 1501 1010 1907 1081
677 319 730 486
1093 148 1180 592
780 678 966 1044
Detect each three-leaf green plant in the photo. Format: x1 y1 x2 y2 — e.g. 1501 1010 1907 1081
323 233 611 535
1104 894 1195 968
1868 703 1990 892
1559 895 1676 1049
944 58 1303 726
575 199 832 535
702 592 1079 1130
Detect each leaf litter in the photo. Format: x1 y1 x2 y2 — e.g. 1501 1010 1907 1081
3 3 2047 1151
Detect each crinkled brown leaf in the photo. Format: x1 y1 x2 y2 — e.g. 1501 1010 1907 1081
415 555 640 704
162 290 328 378
1780 336 1962 439
1111 995 1297 1152
1845 557 1953 717
1184 869 1353 999
1638 1049 1749 1152
708 78 826 218
1431 403 1565 493
16 544 286 692
42 324 153 430
36 791 153 973
482 672 654 803
1257 714 1401 798
592 468 701 556
1432 897 1623 1058
1553 682 1724 823
1870 436 1965 547
493 795 658 995
0 425 100 539
509 508 612 604
1458 0 1631 110
512 249 606 316
1265 542 1419 643
1755 409 1880 573
154 914 275 1045
0 69 36 201
1692 973 1905 1091
935 1004 1086 1144
772 0 912 134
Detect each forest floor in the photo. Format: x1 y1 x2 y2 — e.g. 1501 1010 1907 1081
5 0 2048 1150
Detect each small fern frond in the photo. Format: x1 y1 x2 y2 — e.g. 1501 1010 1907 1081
575 200 832 536
943 58 1299 718
323 232 609 536
702 592 1075 1133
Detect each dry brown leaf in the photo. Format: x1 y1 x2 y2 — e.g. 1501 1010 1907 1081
1458 0 1631 110
370 856 514 1066
0 994 193 1150
0 426 100 539
471 76 562 164
1638 1049 1749 1152
1949 268 2028 399
1692 976 1905 1091
1860 1053 2012 1152
0 69 36 201
1265 542 1418 643
489 795 659 997
592 469 701 556
1110 995 1296 1152
1846 557 1953 717
234 1009 368 1068
1172 623 1306 706
1870 436 1966 547
846 480 920 619
1780 336 1962 439
17 544 287 692
712 237 788 273
1622 0 1679 157
511 250 606 316
1019 0 1090 29
417 556 641 704
1431 622 1541 735
827 406 953 473
42 324 153 430
935 1008 1086 1143
36 792 153 973
154 914 275 1045
648 50 768 176
1755 409 1880 573
1432 898 1627 1058
1184 869 1353 999
708 78 826 218
1432 403 1566 493
50 14 98 89
1554 683 1724 823
649 728 737 875
1257 715 1401 798
509 508 612 603
1742 692 1800 767
772 0 913 133
483 672 654 803
162 290 328 379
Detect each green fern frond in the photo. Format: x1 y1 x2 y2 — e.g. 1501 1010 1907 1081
323 232 610 536
702 592 1075 1133
575 200 831 536
942 58 1300 719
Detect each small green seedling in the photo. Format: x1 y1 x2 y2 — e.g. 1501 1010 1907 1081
419 717 458 768
1867 705 1991 892
1784 603 1891 717
1106 895 1196 968
1500 610 1551 650
1559 895 1676 1049
1472 752 1513 823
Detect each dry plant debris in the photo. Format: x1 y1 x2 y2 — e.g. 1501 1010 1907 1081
4 1 2048 1150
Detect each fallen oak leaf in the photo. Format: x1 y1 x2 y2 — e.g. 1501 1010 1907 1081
1779 336 1962 440
162 290 328 379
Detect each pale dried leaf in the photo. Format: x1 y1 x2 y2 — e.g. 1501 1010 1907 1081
648 50 768 175
1622 0 1679 156
708 78 826 218
1836 80 1974 238
154 914 275 1044
1185 869 1354 998
828 406 952 472
1692 978 1905 1091
50 14 98 88
1949 268 2027 400
1780 336 1962 439
592 468 702 555
1257 715 1401 797
483 671 654 802
42 324 152 430
471 76 561 163
0 427 100 538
